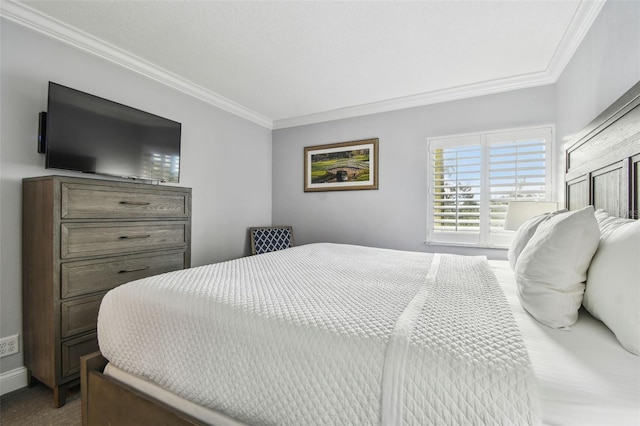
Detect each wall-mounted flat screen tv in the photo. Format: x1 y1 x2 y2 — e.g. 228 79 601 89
45 82 181 183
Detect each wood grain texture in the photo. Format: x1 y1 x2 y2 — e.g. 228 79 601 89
591 161 629 217
61 295 103 339
62 334 99 378
566 176 589 211
565 81 640 218
81 352 107 426
632 154 640 219
61 222 187 259
22 175 191 407
566 80 640 177
22 178 56 389
81 352 200 426
567 103 640 176
61 250 185 298
61 182 189 219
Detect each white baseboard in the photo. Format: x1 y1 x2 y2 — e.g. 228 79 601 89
0 366 28 396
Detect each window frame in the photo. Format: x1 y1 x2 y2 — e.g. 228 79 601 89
426 125 555 248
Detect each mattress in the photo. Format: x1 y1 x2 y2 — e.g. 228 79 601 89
491 260 640 426
98 245 640 425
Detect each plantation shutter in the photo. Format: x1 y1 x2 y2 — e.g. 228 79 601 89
428 127 553 248
429 135 483 245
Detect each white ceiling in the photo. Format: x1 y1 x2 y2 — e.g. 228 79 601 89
2 1 604 129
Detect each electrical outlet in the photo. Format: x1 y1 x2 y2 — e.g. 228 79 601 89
0 335 19 357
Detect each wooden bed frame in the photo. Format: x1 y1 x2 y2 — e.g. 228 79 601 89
565 80 640 218
81 352 202 425
80 81 640 425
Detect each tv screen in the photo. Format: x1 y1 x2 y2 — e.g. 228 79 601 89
45 82 181 183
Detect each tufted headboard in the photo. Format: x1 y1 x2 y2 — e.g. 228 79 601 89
565 81 640 219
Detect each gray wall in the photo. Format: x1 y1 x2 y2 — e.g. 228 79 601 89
0 21 272 375
272 0 640 260
273 86 557 258
555 0 640 175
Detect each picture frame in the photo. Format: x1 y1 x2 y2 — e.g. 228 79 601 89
304 138 379 192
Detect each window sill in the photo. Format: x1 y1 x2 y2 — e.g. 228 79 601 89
424 241 508 250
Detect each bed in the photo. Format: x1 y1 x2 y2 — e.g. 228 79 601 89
81 81 640 426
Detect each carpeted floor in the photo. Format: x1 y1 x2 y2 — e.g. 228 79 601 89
0 383 81 425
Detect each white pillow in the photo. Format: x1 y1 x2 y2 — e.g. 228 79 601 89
515 206 599 328
584 211 640 355
594 208 632 239
507 209 567 270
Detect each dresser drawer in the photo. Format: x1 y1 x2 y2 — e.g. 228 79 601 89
61 182 189 219
61 295 103 338
61 222 187 259
61 333 99 378
61 250 186 299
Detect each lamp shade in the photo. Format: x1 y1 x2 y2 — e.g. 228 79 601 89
504 201 559 231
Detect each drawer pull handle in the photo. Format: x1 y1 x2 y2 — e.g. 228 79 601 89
119 234 151 239
118 266 150 274
119 201 151 206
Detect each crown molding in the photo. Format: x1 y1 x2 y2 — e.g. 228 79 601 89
273 71 556 129
545 0 606 81
272 0 606 130
2 0 604 131
0 0 273 129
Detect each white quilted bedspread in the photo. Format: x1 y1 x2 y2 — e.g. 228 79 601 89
98 243 539 425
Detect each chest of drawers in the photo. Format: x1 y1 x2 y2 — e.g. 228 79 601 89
22 176 191 407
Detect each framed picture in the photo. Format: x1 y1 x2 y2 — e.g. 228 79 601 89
304 138 379 192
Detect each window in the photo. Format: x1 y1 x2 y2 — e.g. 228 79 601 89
142 152 180 182
427 126 553 248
